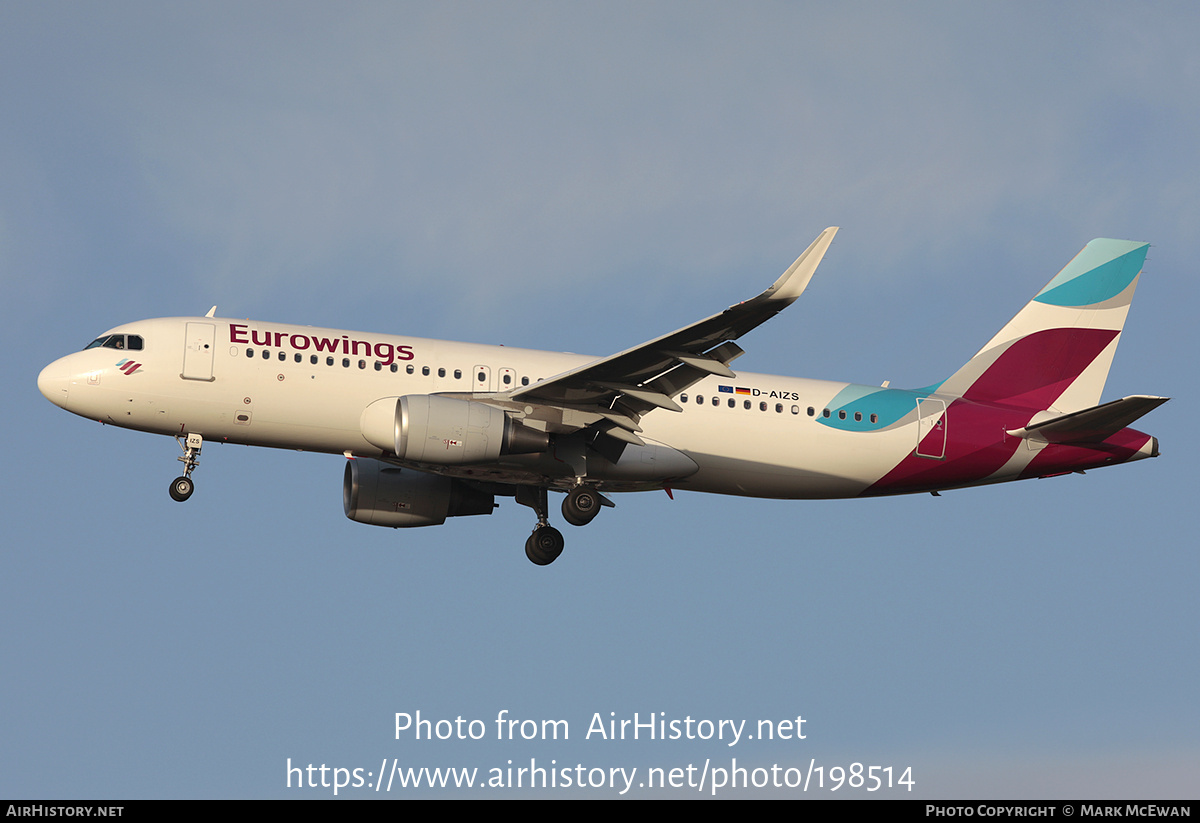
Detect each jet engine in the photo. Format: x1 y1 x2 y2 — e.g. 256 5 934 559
360 395 548 464
343 458 495 528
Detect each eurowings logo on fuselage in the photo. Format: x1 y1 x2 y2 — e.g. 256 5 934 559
116 359 142 375
228 323 415 367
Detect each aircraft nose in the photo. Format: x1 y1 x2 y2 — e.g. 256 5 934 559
37 358 72 408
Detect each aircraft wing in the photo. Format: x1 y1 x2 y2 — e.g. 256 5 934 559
498 227 839 446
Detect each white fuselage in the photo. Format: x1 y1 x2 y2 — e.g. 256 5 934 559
37 230 1164 567
40 315 1158 503
39 316 936 499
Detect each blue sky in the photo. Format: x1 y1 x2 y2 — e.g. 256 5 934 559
3 2 1196 798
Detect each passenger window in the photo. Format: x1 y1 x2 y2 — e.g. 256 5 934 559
822 409 831 418
870 413 878 424
696 396 704 404
838 410 846 419
791 405 799 415
342 358 350 368
680 394 688 403
712 397 719 406
760 402 767 411
439 368 446 378
262 350 270 360
775 403 783 413
807 407 815 417
311 355 318 364
520 376 528 385
246 348 254 358
326 357 334 366
294 353 302 363
278 351 286 361
854 411 862 422
744 400 751 410
406 365 414 374
503 373 511 385
422 366 430 376
727 398 735 408
374 362 382 371
358 360 366 369
390 364 398 373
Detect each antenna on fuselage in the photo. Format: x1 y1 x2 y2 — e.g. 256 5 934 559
205 306 216 317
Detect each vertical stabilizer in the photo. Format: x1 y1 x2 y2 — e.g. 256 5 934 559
938 238 1149 412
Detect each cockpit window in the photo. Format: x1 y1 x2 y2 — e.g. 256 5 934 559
83 334 144 351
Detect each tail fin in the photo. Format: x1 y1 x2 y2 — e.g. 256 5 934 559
939 238 1149 412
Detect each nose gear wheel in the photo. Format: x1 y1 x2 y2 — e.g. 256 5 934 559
169 433 203 502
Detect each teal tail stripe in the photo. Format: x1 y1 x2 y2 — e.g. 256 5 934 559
817 383 944 431
1034 239 1148 308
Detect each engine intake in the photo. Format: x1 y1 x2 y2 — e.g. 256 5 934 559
360 395 548 464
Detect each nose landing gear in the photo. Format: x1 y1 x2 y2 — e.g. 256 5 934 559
169 433 203 502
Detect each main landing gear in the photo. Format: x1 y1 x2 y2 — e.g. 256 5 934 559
169 432 203 502
525 526 565 567
561 486 602 526
516 485 609 565
516 486 563 566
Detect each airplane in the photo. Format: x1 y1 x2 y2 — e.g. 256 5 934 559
38 228 1167 565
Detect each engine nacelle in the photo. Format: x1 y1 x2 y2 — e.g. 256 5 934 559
360 395 548 464
343 458 494 528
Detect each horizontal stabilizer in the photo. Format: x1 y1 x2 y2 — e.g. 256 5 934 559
1006 395 1169 444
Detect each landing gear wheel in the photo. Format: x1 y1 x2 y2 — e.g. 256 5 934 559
562 487 601 527
524 526 564 566
170 433 203 502
169 476 194 502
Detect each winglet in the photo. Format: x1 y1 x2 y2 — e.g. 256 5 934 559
504 227 839 420
758 226 839 305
